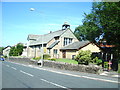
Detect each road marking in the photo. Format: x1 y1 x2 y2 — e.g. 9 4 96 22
11 67 17 70
41 79 71 90
6 65 10 67
8 61 119 84
20 70 34 77
38 68 119 84
81 76 119 83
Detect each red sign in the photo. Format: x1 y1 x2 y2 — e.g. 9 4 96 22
108 61 112 65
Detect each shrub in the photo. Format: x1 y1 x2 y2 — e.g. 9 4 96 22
9 43 23 56
96 59 102 65
104 62 108 68
118 64 120 73
48 58 56 61
3 55 7 58
75 50 92 65
43 54 51 60
33 57 41 60
93 57 102 65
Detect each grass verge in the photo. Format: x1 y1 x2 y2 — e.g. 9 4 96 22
55 58 78 64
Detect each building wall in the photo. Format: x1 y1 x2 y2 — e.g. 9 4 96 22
47 29 79 59
3 47 11 56
27 29 79 59
21 47 27 57
80 43 101 52
61 29 78 40
58 29 79 59
66 50 77 59
63 43 101 59
47 38 61 58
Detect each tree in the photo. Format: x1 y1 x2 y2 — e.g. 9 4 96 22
9 43 24 56
74 2 120 59
75 50 92 65
16 43 24 55
9 46 15 56
0 47 4 55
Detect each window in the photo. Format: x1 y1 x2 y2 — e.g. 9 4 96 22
53 49 58 54
54 36 59 41
43 44 47 47
63 38 73 46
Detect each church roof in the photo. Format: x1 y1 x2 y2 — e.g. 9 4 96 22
28 29 66 46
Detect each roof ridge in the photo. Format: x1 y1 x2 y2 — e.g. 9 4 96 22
43 29 65 36
28 34 41 36
29 29 65 36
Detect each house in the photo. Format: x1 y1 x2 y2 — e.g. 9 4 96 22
60 41 101 59
27 22 79 58
27 22 101 59
3 46 11 57
21 43 27 57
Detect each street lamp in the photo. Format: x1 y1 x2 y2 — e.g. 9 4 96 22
38 35 44 67
29 8 44 67
30 8 35 11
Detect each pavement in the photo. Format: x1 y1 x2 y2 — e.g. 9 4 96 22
100 71 120 78
5 58 120 78
2 61 119 88
7 58 120 79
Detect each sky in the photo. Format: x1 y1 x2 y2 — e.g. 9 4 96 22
1 2 93 47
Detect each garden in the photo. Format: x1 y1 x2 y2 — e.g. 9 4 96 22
32 50 104 66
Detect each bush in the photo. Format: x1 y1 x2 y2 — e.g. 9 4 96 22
96 59 102 65
48 58 56 61
118 64 120 73
104 62 108 68
3 55 7 58
43 54 51 60
33 57 41 60
75 50 92 65
9 43 23 56
93 57 102 65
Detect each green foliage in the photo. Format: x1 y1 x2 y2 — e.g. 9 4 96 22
3 55 7 58
104 62 108 68
118 63 120 73
0 47 4 55
48 58 56 61
9 43 24 56
9 47 15 56
43 54 51 60
93 57 102 65
75 50 92 65
16 44 24 55
74 2 120 59
33 57 41 60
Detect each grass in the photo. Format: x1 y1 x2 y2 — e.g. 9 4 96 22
55 58 78 64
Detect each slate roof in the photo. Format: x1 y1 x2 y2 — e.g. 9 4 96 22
60 41 90 50
28 30 66 46
28 34 41 40
47 41 60 49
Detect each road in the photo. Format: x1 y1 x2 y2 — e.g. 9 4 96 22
1 61 119 89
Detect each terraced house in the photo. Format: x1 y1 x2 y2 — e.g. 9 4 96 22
27 22 101 59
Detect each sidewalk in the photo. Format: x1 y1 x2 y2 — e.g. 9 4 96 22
100 71 120 78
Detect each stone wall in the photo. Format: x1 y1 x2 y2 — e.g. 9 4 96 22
43 60 103 74
8 58 103 74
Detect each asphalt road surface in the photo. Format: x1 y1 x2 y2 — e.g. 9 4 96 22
1 61 119 89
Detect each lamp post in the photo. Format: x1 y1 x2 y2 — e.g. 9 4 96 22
29 8 44 67
40 35 44 67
